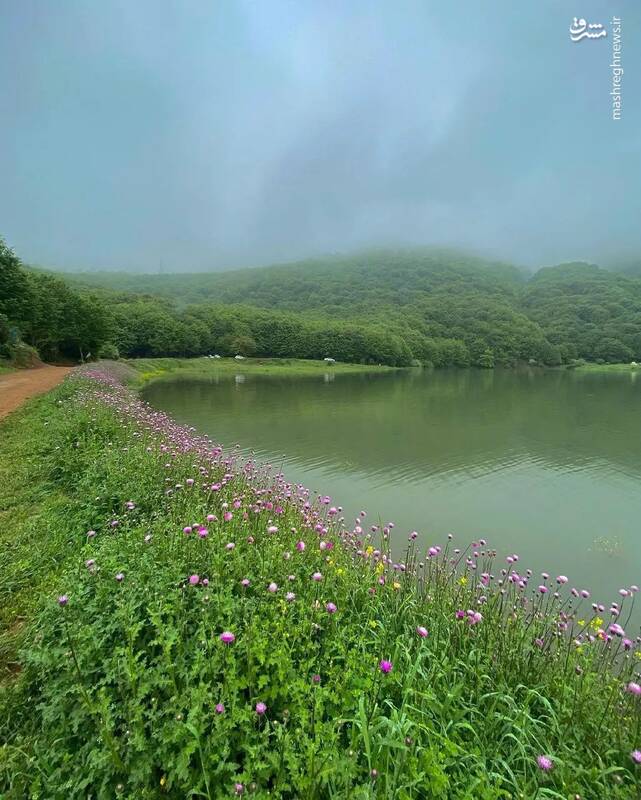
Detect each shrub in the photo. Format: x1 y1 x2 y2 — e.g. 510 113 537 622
98 341 121 360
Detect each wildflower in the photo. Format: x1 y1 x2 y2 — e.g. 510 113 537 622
370 769 378 778
267 525 278 534
215 703 225 714
296 541 305 552
226 542 235 551
219 631 235 644
326 602 337 613
312 674 321 684
189 574 200 586
223 511 233 522
312 572 323 582
286 592 296 602
455 610 466 620
115 572 124 582
255 701 267 715
57 594 68 607
416 626 428 638
631 750 641 765
234 783 244 795
268 582 278 593
241 578 250 587
183 526 192 535
538 585 548 594
379 660 393 674
536 755 553 771
626 682 641 696
556 575 568 584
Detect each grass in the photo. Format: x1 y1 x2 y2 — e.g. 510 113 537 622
0 360 17 375
0 365 640 798
125 357 398 386
572 363 640 373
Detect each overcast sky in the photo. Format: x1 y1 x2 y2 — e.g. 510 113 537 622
1 0 640 272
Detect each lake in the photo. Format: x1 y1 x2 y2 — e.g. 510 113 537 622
144 367 641 607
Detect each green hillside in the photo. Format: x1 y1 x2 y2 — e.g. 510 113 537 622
7 243 641 367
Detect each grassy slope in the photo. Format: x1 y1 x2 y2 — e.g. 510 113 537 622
0 369 639 798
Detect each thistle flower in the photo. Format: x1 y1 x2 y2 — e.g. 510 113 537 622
416 626 428 638
215 703 225 714
286 592 296 602
626 681 641 696
255 701 267 715
536 755 553 771
312 572 323 582
296 541 305 552
219 631 235 644
115 572 124 582
189 574 200 586
326 602 337 613
379 660 393 674
57 594 68 607
268 582 278 593
631 750 641 765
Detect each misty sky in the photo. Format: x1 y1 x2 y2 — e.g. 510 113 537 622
1 0 640 272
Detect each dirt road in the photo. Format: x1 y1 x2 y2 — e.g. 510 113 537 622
0 366 73 421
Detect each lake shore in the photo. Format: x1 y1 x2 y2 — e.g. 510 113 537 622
1 363 640 797
126 356 399 385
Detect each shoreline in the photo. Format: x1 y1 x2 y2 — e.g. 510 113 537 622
0 364 639 797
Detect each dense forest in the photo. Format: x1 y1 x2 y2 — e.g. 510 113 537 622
3 239 641 367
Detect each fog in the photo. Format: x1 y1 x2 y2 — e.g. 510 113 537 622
1 0 640 273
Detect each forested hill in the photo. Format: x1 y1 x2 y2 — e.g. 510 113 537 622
4 242 641 367
62 250 525 310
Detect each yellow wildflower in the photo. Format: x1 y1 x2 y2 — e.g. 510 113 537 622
459 576 468 586
393 581 401 590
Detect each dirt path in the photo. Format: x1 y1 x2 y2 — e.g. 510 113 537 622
0 366 73 421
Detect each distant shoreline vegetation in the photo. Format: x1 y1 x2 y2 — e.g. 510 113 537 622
3 239 641 369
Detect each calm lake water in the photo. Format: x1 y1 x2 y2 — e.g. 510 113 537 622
144 368 641 607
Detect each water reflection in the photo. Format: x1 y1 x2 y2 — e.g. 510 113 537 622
144 368 641 605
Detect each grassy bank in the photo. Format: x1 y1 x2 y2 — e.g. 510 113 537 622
572 363 640 374
0 361 16 375
127 357 397 386
0 367 640 798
